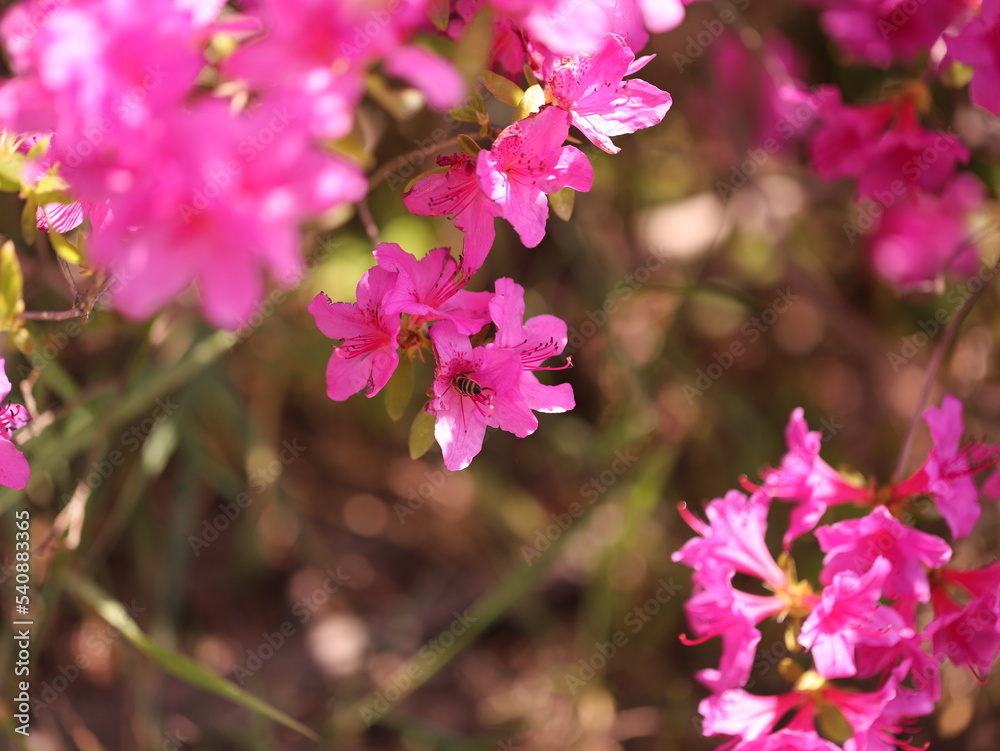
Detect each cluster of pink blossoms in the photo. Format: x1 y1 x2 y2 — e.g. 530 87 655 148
674 395 1000 750
0 356 31 490
309 244 573 470
0 0 678 329
808 85 981 289
305 3 672 468
708 1 1000 291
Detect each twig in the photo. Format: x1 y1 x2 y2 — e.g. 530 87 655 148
366 135 464 190
892 262 999 480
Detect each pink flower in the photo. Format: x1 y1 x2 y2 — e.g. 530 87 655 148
814 0 969 67
373 244 492 335
402 154 502 276
894 394 998 539
681 567 781 691
1 357 31 490
693 613 762 692
739 729 842 751
488 277 574 414
672 490 788 589
227 0 462 138
476 106 594 248
544 33 672 154
809 92 968 201
700 673 898 747
0 0 205 139
87 100 365 328
855 630 941 714
928 588 1000 680
816 506 952 602
929 562 1000 680
948 0 1000 117
799 557 911 679
635 0 688 33
427 320 537 471
755 408 871 548
699 689 803 744
869 173 985 289
449 6 528 78
308 265 401 402
382 44 466 111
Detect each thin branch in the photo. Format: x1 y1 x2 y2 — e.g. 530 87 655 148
892 261 999 481
366 135 464 190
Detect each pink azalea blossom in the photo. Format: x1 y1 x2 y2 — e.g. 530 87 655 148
929 562 1000 679
402 153 502 276
680 567 781 691
308 265 401 402
869 173 984 289
893 394 998 539
701 673 898 747
0 0 205 142
0 357 31 490
227 0 462 138
799 557 911 679
671 490 788 588
811 0 969 67
939 561 1000 598
816 505 952 602
928 588 1000 680
754 408 871 548
373 244 492 335
87 100 365 328
855 629 941 714
693 613 762 692
842 661 932 751
544 33 672 154
948 0 1000 117
739 730 842 751
488 277 574 414
449 5 528 78
427 320 537 471
476 106 594 248
808 93 968 201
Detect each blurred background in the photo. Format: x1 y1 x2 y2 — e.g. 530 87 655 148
3 1 1000 749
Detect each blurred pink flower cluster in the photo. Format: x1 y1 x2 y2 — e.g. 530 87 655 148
702 2 998 290
808 86 983 289
674 396 1000 750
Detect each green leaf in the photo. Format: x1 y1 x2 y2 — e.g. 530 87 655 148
408 407 437 460
0 240 25 328
457 134 482 158
20 199 37 246
384 356 414 422
548 188 576 222
0 151 24 193
512 84 545 122
523 64 539 88
481 70 524 108
453 8 493 88
449 106 482 123
25 135 51 159
427 0 450 31
48 229 83 265
68 574 319 742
